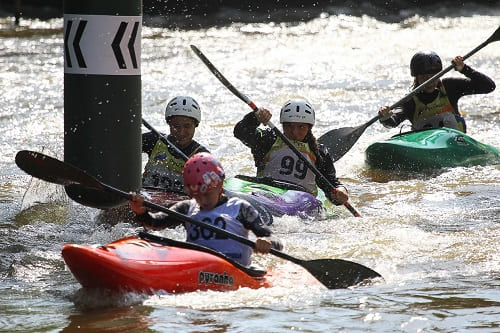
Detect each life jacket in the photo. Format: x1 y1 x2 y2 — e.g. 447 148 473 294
258 136 317 195
184 197 253 266
412 84 466 133
142 140 185 192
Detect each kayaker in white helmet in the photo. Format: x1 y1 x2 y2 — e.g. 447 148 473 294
234 99 349 205
130 152 282 267
142 96 210 193
378 51 496 133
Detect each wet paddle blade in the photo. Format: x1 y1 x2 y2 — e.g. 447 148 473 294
15 150 126 208
15 150 101 188
271 249 383 289
318 123 370 162
484 25 500 45
302 258 382 289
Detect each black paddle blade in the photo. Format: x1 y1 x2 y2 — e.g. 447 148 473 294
15 150 101 188
302 258 382 289
486 25 500 43
318 124 369 162
15 150 123 208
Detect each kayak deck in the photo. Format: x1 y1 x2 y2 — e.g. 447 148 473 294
365 128 500 171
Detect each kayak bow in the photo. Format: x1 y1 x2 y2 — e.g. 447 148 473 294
365 128 500 171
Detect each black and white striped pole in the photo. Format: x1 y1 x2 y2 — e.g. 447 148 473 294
63 1 142 208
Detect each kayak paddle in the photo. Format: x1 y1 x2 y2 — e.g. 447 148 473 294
318 25 500 162
190 45 361 217
15 150 382 289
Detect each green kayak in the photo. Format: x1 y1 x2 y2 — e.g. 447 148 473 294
365 128 500 171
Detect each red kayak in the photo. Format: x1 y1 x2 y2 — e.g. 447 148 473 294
62 232 270 294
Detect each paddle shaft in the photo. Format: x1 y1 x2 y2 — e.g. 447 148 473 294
268 121 360 217
191 45 360 217
106 183 257 247
140 193 296 263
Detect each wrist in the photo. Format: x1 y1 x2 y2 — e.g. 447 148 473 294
460 64 471 75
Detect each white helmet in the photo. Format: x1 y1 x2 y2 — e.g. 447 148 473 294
165 96 201 125
279 100 315 125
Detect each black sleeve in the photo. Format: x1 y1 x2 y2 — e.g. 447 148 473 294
380 99 415 128
236 200 272 237
457 64 495 94
443 64 496 108
316 144 347 205
234 112 277 167
234 112 262 148
236 200 283 250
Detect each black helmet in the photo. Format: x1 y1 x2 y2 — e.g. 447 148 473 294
410 51 442 76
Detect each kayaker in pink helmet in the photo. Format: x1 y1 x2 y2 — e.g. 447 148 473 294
378 51 495 133
130 152 282 267
234 99 349 205
142 96 210 193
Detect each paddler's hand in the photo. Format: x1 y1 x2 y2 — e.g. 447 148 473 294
451 55 465 72
331 187 349 205
255 108 272 126
378 106 393 121
254 238 273 254
129 192 147 215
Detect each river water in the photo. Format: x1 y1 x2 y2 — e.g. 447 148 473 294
1 4 499 333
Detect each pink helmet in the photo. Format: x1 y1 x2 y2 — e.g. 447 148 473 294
183 153 225 197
